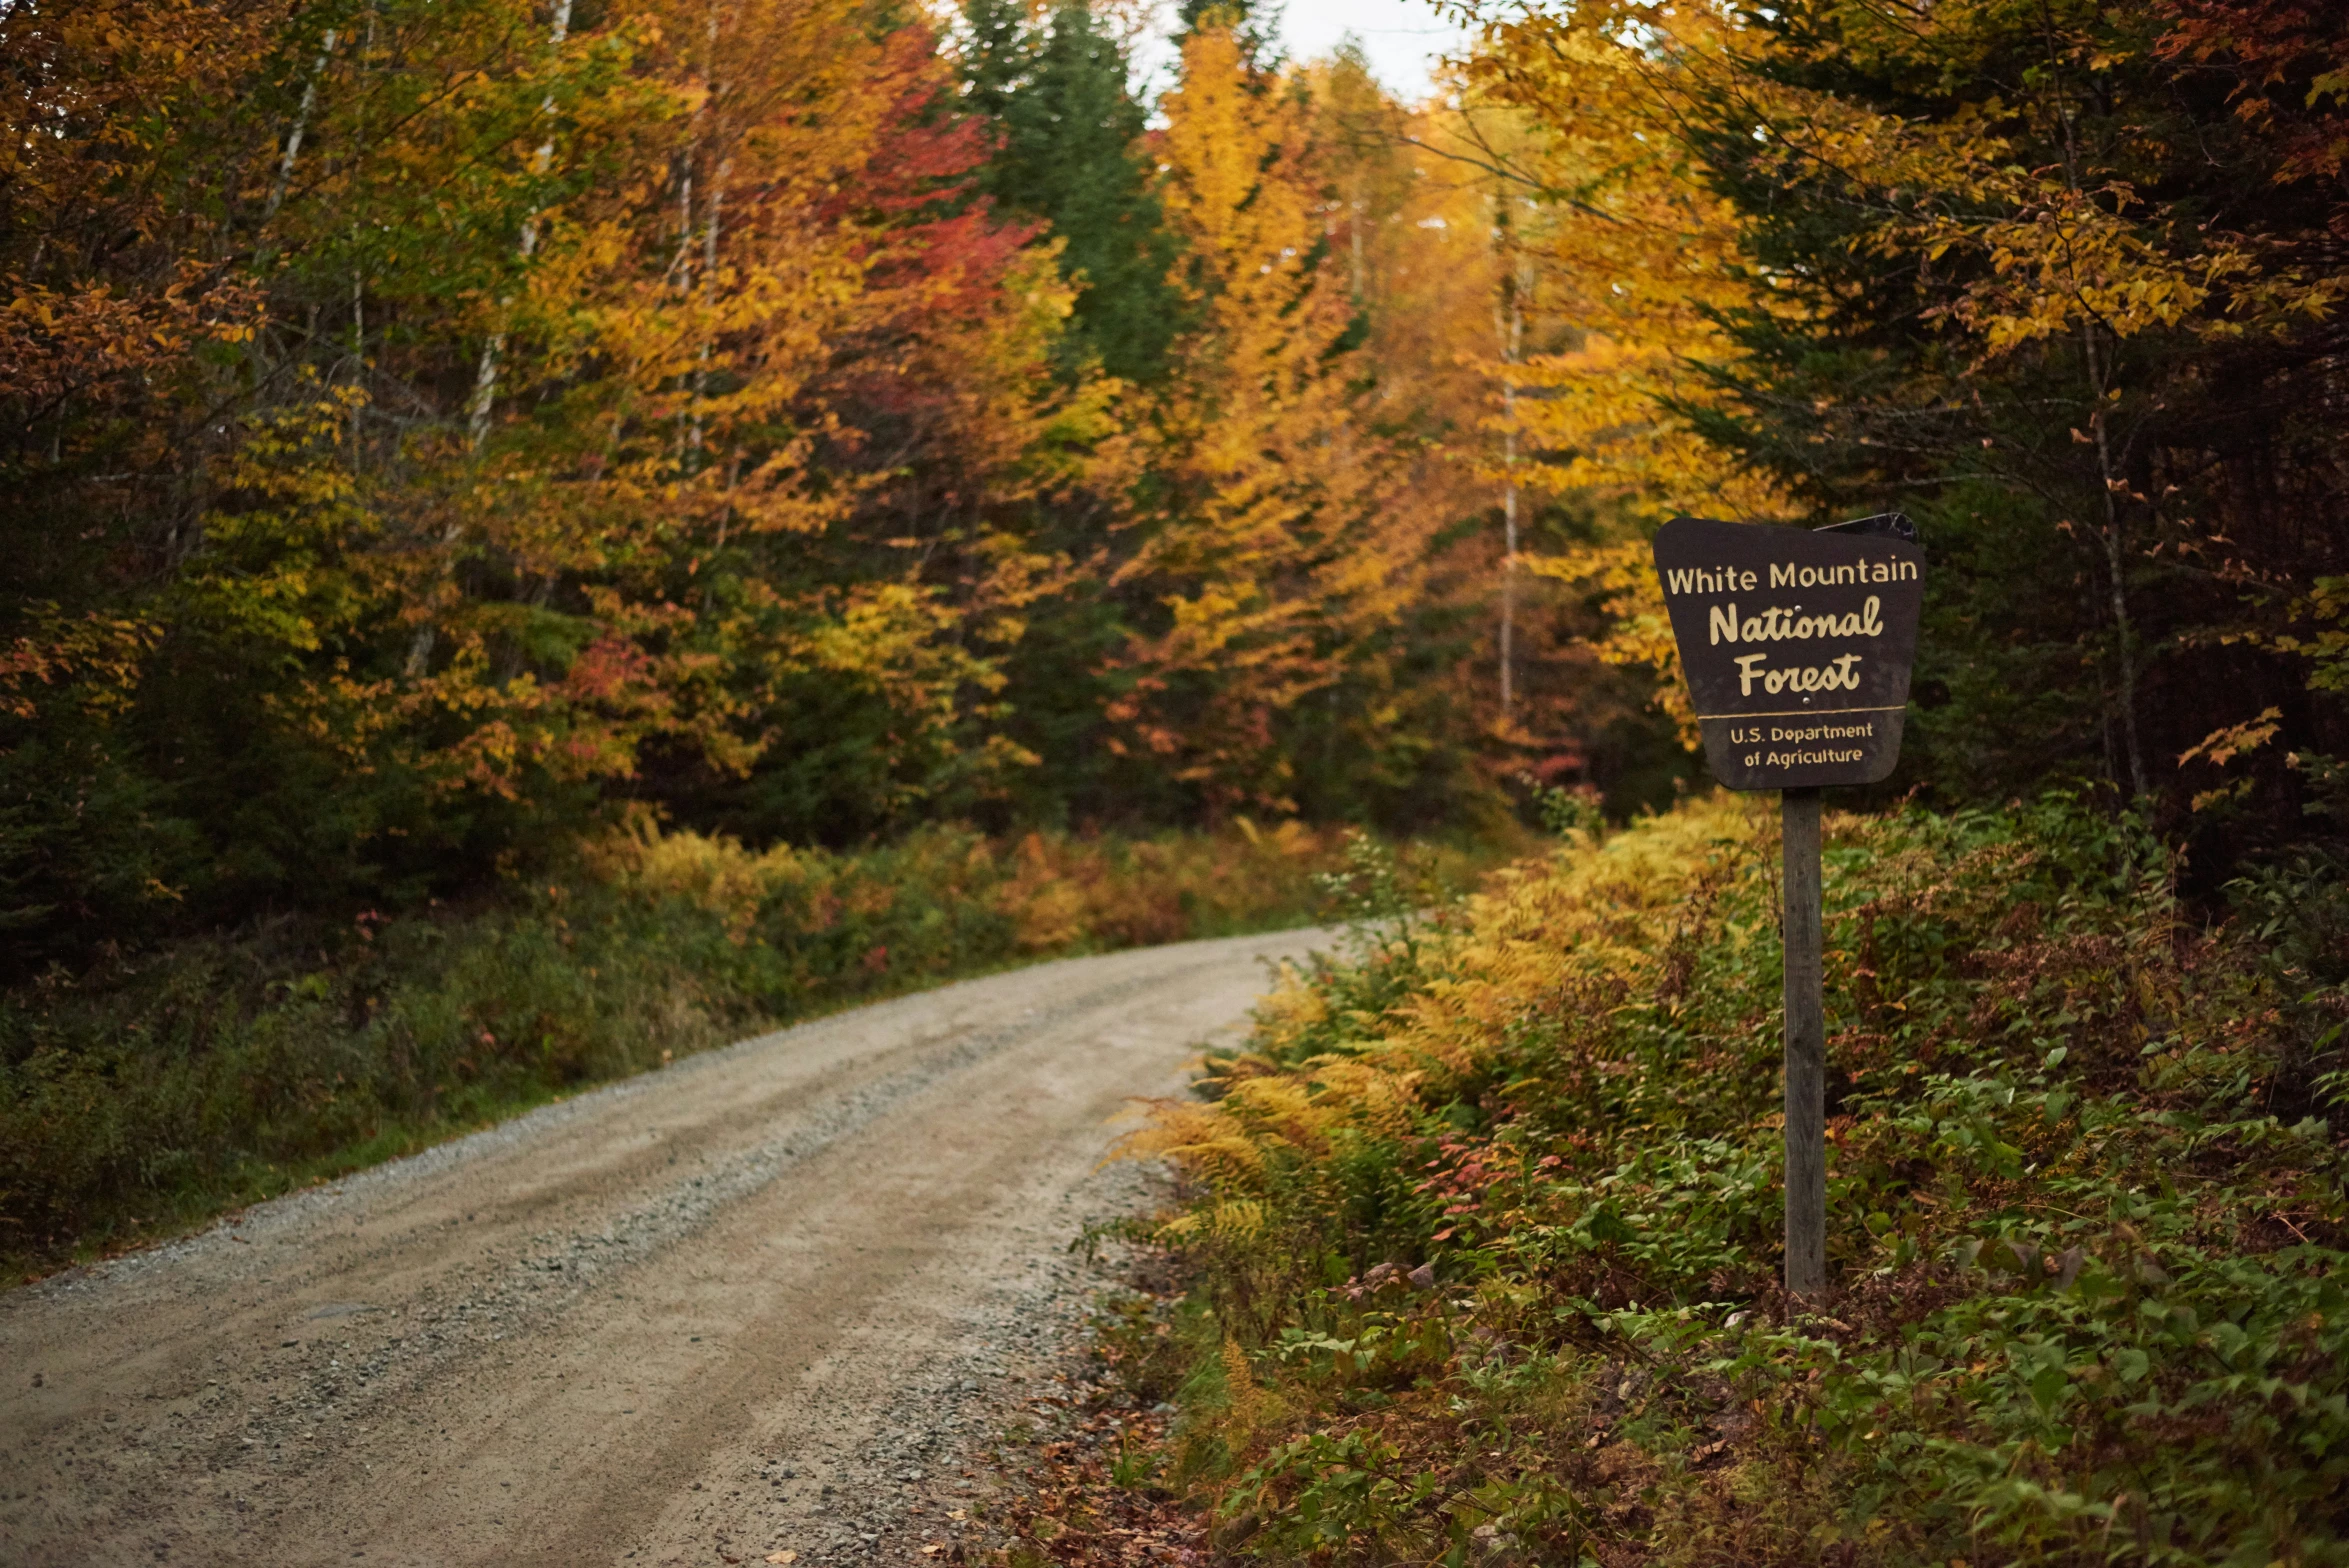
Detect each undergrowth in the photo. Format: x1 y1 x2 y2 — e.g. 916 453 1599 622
0 819 1497 1284
1066 793 2349 1567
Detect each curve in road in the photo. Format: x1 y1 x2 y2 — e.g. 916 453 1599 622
0 928 1329 1567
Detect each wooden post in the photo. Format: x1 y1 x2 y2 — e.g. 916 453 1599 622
1648 513 1924 1301
1781 787 1826 1300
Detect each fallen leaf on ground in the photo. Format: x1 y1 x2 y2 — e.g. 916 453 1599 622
764 1553 797 1564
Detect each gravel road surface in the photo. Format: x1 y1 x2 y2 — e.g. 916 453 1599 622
0 929 1329 1567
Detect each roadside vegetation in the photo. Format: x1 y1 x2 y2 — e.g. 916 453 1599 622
0 821 1498 1284
1011 794 2349 1566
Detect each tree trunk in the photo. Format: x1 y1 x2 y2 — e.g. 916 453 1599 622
413 0 575 678
1493 213 1529 729
463 0 577 452
2081 320 2149 799
264 29 337 227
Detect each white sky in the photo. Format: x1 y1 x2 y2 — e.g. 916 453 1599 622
1277 0 1471 100
1125 0 1474 106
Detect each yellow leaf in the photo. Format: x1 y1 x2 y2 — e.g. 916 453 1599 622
2178 707 2282 772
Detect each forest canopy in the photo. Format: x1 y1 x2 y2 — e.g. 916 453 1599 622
4 0 2347 974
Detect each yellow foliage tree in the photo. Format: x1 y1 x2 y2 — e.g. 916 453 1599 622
1108 25 1451 813
1460 0 2349 771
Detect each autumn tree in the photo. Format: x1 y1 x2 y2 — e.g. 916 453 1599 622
962 0 1179 385
1101 21 1453 817
0 0 1076 965
1459 0 2349 851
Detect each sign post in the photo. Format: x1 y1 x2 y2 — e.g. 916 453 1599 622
1780 787 1825 1298
1649 514 1923 1300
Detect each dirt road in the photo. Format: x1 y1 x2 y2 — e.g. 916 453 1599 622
0 929 1328 1567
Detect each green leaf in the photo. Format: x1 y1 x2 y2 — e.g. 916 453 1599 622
2030 1363 2069 1416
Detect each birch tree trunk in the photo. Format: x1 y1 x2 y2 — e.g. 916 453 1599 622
264 28 337 227
409 0 575 678
464 0 576 451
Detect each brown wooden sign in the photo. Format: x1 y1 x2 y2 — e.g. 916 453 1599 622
1652 514 1924 792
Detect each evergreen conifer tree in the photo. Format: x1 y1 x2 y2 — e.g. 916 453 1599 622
961 0 1179 383
1176 0 1281 74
